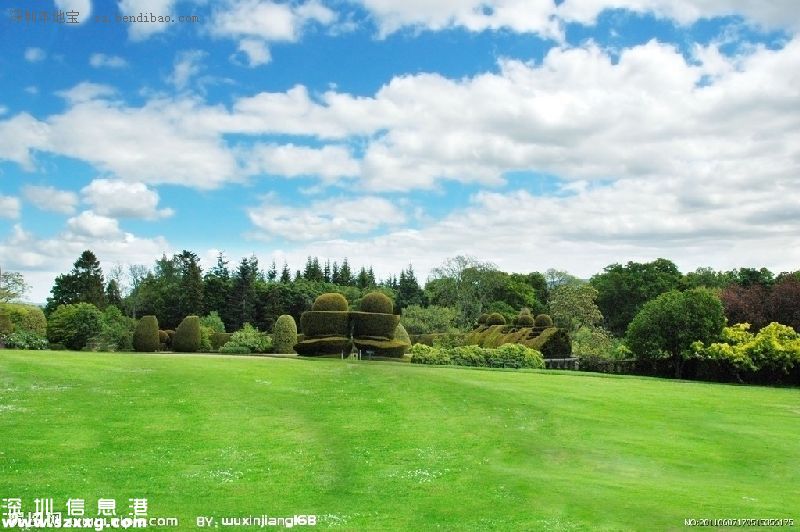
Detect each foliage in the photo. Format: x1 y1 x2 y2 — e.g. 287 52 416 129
0 311 13 335
1 330 48 350
200 311 226 334
571 326 626 361
359 292 394 315
548 284 603 332
311 292 349 312
133 315 160 352
692 322 800 376
400 305 460 335
431 332 468 349
351 312 400 339
211 332 233 350
218 345 252 355
272 314 298 354
409 343 544 369
486 312 506 326
530 327 572 358
477 313 489 325
89 305 136 352
173 315 202 353
591 258 683 336
46 303 104 350
300 311 351 337
0 270 29 302
0 303 48 336
626 289 726 378
222 323 271 354
533 314 553 328
720 284 769 331
491 343 545 369
395 265 425 311
46 250 106 314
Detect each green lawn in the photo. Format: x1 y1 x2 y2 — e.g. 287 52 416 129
1 350 798 531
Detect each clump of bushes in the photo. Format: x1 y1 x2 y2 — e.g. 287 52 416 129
47 303 104 350
410 342 544 369
2 330 48 350
477 313 489 325
0 303 47 336
272 315 297 354
173 315 201 353
220 323 271 354
133 315 160 352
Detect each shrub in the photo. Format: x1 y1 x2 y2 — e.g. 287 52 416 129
300 311 350 338
486 313 506 326
529 327 572 358
88 306 135 352
491 343 545 369
133 316 160 352
450 345 488 367
200 311 226 334
2 330 48 350
218 345 252 355
432 332 467 349
409 345 452 365
222 323 270 353
200 325 214 352
360 292 394 315
0 311 13 335
351 311 400 339
477 313 489 325
273 315 298 354
173 315 201 353
211 332 233 350
516 314 535 327
47 303 104 350
0 303 47 336
311 293 349 312
534 314 554 327
165 330 175 346
158 330 168 344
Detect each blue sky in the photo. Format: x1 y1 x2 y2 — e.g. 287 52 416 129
1 0 799 303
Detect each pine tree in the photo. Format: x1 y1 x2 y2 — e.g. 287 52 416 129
280 262 291 284
46 250 106 313
177 250 204 318
357 267 370 289
396 265 425 311
267 260 278 283
228 256 258 331
339 258 353 286
323 260 332 283
203 252 231 319
105 279 123 309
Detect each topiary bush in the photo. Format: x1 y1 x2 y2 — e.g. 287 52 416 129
273 314 298 354
173 315 201 353
529 327 572 358
300 311 350 338
359 292 393 315
133 315 160 352
311 293 349 312
477 313 489 325
516 314 535 327
534 314 554 328
294 336 352 356
351 312 400 340
486 313 506 326
365 323 411 358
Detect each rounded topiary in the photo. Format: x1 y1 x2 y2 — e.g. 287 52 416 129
300 311 350 338
517 314 535 327
360 292 394 315
173 315 201 353
486 312 506 326
312 293 349 312
273 314 298 354
477 313 489 325
534 314 554 328
133 315 160 352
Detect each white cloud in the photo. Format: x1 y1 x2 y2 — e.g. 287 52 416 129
66 211 123 238
56 82 116 104
248 195 406 241
236 39 272 67
22 186 79 215
168 50 206 90
54 0 92 23
246 144 360 181
81 179 174 220
0 113 49 170
24 86 39 95
89 53 128 68
0 195 21 219
118 0 176 40
24 47 46 63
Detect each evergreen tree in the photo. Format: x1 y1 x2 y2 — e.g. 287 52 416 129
46 250 106 313
367 267 376 287
176 250 204 318
356 267 370 289
105 279 123 309
267 260 278 283
323 260 332 283
279 262 292 284
338 258 353 286
396 265 425 311
228 256 259 331
203 252 231 320
331 262 340 284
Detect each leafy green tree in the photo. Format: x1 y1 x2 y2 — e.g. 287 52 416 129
47 303 104 350
681 267 735 290
626 288 726 378
0 303 47 336
400 305 460 335
46 250 106 313
591 258 683 336
0 269 29 302
200 311 226 333
425 256 501 328
548 283 603 333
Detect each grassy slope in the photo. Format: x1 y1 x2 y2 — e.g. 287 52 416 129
1 350 798 531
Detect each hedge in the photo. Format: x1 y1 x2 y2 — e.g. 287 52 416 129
312 293 349 312
173 316 201 353
300 311 350 338
351 311 400 340
410 344 544 369
272 315 298 354
357 323 411 358
133 316 160 352
486 313 506 326
293 336 352 356
529 327 572 358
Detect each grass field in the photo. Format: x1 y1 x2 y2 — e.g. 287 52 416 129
1 350 799 531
